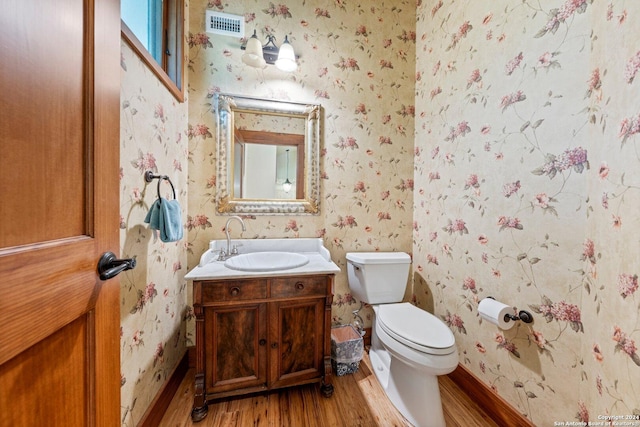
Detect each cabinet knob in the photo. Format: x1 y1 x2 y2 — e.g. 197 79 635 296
295 282 305 290
271 342 278 349
259 339 267 346
230 286 240 296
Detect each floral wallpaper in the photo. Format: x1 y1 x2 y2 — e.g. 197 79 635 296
116 0 640 425
415 0 640 424
187 0 416 332
119 40 189 425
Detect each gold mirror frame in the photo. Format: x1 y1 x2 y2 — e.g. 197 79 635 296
215 93 321 215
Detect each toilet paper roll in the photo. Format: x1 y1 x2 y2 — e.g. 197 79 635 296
478 298 515 330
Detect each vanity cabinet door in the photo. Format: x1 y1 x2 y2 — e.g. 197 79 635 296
268 298 325 389
204 302 268 395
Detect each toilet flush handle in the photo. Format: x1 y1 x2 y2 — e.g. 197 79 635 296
349 261 364 271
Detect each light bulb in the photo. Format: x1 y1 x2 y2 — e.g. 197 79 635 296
275 36 297 72
283 179 292 193
242 30 266 68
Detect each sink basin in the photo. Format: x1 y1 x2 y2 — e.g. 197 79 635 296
224 252 309 272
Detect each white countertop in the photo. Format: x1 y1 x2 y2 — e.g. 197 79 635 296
184 238 341 281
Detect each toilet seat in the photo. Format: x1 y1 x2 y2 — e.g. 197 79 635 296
377 303 455 355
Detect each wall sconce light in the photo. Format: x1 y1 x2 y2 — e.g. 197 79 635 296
241 30 298 72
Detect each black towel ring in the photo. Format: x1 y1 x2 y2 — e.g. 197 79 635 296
144 170 176 200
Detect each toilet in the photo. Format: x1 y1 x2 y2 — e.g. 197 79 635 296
346 252 459 427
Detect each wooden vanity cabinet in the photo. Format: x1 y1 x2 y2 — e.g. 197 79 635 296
191 274 335 422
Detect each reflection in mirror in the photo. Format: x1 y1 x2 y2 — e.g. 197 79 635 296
235 142 301 200
233 116 305 200
215 94 322 215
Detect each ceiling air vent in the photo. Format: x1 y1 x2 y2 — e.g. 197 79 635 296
206 11 245 37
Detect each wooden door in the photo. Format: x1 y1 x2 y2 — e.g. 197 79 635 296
205 303 268 394
0 0 121 425
269 298 325 389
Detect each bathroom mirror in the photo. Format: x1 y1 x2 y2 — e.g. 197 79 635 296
215 93 321 215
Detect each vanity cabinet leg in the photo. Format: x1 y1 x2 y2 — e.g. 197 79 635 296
191 371 208 422
192 292 208 421
321 356 334 397
321 280 334 398
321 382 334 398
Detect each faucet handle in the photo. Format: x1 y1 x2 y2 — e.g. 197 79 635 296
217 249 227 261
231 245 239 255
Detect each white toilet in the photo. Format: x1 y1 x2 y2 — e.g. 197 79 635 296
346 252 459 427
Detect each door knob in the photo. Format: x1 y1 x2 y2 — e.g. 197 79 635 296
97 252 136 280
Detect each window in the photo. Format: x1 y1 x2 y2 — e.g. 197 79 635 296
121 0 184 102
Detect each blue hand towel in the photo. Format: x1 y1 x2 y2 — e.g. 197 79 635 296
144 197 183 242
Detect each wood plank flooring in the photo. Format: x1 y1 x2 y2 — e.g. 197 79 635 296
159 352 498 427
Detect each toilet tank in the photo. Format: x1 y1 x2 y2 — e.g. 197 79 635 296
346 252 411 304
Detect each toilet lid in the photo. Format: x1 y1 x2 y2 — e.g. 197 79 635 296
378 303 455 355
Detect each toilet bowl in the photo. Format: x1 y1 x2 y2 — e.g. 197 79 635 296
346 252 459 427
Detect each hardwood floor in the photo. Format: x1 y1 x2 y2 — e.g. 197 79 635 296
159 352 498 427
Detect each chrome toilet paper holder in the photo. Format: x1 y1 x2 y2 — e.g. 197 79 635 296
487 296 534 324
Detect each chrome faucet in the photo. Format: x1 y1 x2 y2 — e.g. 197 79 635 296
220 216 246 260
